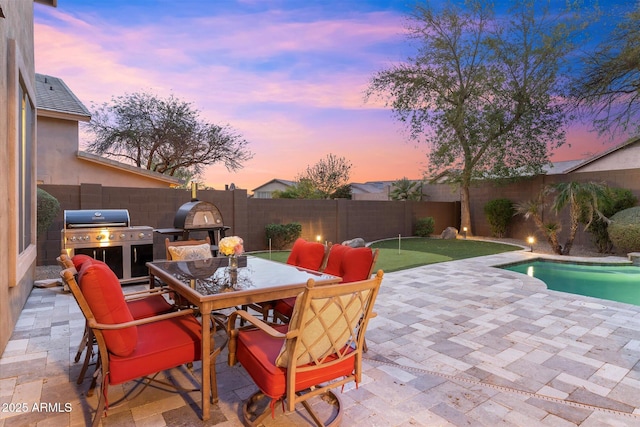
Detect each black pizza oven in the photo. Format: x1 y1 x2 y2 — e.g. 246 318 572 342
174 200 224 230
155 199 230 255
62 209 154 284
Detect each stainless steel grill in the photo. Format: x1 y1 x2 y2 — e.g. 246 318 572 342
61 209 153 284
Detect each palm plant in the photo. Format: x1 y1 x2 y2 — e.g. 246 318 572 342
390 177 423 201
517 181 608 255
515 197 563 254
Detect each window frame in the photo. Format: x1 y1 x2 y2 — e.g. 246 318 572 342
7 39 38 287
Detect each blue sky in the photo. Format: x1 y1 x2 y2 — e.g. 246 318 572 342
33 0 635 191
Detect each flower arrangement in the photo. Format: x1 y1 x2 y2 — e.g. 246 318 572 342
218 236 244 256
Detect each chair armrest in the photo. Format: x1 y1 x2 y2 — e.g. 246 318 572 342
123 287 172 301
87 308 195 330
227 310 287 339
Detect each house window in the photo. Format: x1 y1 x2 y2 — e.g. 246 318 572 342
18 82 35 253
7 37 38 287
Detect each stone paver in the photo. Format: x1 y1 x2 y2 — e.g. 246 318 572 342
1 251 639 426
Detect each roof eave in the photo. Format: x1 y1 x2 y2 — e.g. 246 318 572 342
77 151 182 185
37 108 91 122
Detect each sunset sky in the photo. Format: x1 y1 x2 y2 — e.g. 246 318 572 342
33 0 633 192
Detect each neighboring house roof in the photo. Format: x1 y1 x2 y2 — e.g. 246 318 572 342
35 73 91 121
350 181 391 194
542 160 584 175
77 151 182 186
252 179 296 192
564 135 640 173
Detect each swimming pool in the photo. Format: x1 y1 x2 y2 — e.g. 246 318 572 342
501 259 640 306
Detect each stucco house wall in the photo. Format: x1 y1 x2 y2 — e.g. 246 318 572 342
36 73 180 188
1 0 57 356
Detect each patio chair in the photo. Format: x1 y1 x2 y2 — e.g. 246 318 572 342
59 253 176 389
227 270 384 426
273 244 379 321
61 262 217 427
246 238 328 321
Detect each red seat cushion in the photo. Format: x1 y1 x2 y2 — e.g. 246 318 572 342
286 238 325 271
236 324 355 400
108 315 202 385
79 262 138 357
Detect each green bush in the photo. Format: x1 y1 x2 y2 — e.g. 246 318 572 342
483 198 514 238
584 187 637 253
414 217 435 237
265 222 302 250
37 188 60 236
608 206 640 253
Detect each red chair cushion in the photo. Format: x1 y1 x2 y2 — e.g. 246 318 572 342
273 297 296 319
108 315 202 385
127 295 174 319
236 324 355 400
71 254 95 271
341 247 374 282
322 244 351 277
324 245 373 283
286 238 325 271
79 262 138 357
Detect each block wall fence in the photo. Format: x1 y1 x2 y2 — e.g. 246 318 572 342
38 166 640 265
37 184 460 265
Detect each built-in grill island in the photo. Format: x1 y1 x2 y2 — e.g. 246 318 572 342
61 209 154 284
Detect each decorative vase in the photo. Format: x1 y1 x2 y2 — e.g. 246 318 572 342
228 254 238 272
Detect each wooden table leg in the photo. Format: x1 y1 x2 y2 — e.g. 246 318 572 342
200 309 211 421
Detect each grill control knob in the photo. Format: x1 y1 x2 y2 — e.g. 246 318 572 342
109 234 114 240
96 235 103 241
70 236 77 241
84 236 90 241
138 232 146 239
120 233 126 239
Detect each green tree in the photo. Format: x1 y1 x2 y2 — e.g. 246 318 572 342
390 177 422 201
86 91 253 178
330 184 352 200
296 154 352 199
366 0 583 235
272 179 323 199
572 5 640 137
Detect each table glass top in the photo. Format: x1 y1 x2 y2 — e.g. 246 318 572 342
149 256 337 297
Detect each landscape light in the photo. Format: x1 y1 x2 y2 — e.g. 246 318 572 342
527 236 535 252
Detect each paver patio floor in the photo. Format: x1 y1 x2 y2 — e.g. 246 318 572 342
1 251 639 426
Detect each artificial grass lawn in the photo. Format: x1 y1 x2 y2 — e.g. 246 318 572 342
250 238 521 273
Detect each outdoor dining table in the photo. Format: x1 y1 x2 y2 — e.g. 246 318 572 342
146 255 341 421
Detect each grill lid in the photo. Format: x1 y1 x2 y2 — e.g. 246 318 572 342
64 209 131 229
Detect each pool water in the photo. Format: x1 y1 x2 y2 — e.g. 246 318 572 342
502 260 640 306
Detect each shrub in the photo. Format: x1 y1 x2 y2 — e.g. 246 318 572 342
608 206 640 253
265 222 302 250
37 188 60 236
483 198 514 238
414 217 435 237
584 187 637 253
